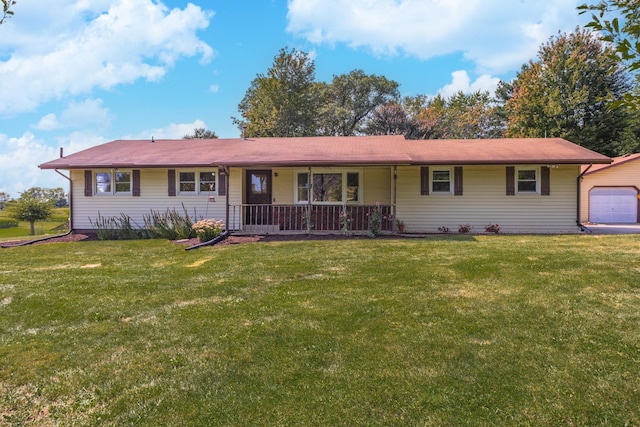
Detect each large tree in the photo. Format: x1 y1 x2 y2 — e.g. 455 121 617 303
579 0 640 108
317 70 400 136
234 47 320 137
503 28 630 155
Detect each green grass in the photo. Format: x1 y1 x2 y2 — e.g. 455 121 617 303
0 208 69 241
1 235 639 426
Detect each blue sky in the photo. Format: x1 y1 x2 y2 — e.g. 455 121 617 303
0 0 592 196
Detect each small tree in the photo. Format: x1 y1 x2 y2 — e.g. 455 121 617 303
6 192 54 235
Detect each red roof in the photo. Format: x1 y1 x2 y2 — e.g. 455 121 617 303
39 136 611 169
582 152 640 175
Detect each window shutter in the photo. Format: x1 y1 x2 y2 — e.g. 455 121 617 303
132 170 141 197
454 166 463 196
541 166 550 196
168 169 176 197
420 167 429 195
218 168 227 196
84 170 92 197
506 166 515 196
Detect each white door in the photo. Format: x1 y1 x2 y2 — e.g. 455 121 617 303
589 187 638 223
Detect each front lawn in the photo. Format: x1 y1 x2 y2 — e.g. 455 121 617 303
0 235 638 426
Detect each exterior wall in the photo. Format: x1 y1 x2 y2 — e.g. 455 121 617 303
363 167 392 205
580 160 640 223
395 165 581 234
268 167 392 206
70 169 227 231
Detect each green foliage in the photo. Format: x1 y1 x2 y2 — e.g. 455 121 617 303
317 69 400 136
0 0 16 24
235 47 320 137
503 28 630 155
579 0 640 108
1 236 640 425
21 186 68 207
91 206 197 240
182 127 218 139
142 206 195 240
0 218 18 229
5 191 54 235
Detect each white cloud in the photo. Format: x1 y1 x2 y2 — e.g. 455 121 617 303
209 84 220 93
0 0 214 115
438 71 501 98
287 0 587 73
125 120 209 140
0 130 107 195
34 98 112 131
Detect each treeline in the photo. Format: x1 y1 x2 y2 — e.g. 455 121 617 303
231 29 640 157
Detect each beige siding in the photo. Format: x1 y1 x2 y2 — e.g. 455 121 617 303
580 161 640 222
71 169 227 231
395 165 581 234
272 168 294 204
363 167 392 205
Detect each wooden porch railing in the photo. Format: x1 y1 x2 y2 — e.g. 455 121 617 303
228 204 393 232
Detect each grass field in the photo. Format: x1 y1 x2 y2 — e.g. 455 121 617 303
0 208 69 241
1 235 639 426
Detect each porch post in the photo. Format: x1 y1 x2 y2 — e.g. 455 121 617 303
224 166 230 232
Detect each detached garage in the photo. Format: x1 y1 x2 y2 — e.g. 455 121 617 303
581 153 640 224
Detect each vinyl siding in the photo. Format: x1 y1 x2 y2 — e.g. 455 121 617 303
580 160 640 222
272 168 294 204
363 167 392 205
71 169 227 231
395 165 581 234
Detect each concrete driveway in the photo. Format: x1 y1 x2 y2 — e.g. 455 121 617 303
581 223 640 234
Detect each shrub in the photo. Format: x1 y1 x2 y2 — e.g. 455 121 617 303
485 224 501 234
0 219 19 229
192 218 225 242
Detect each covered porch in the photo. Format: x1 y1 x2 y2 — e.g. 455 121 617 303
227 204 394 233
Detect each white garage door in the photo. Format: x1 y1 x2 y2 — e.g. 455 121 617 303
590 187 638 223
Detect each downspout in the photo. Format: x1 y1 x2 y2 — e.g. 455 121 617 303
392 166 397 233
577 164 593 231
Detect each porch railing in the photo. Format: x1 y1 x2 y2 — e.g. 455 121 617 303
228 204 393 233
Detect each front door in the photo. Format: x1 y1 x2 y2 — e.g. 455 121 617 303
246 170 272 225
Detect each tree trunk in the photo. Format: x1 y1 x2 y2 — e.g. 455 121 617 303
29 221 35 236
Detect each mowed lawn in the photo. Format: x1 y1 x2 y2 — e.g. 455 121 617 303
1 235 639 426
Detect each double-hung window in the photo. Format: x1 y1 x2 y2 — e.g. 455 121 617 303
95 170 131 195
516 168 538 193
296 170 360 204
178 170 216 194
432 168 452 194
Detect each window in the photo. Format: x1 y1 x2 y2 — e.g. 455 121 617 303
432 169 452 193
314 173 342 202
178 170 216 194
295 170 361 204
517 168 538 193
95 170 131 195
297 173 310 202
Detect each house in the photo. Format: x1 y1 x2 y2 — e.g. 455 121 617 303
39 135 611 234
580 153 640 224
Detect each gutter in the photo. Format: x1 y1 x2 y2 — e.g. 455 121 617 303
577 164 593 232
